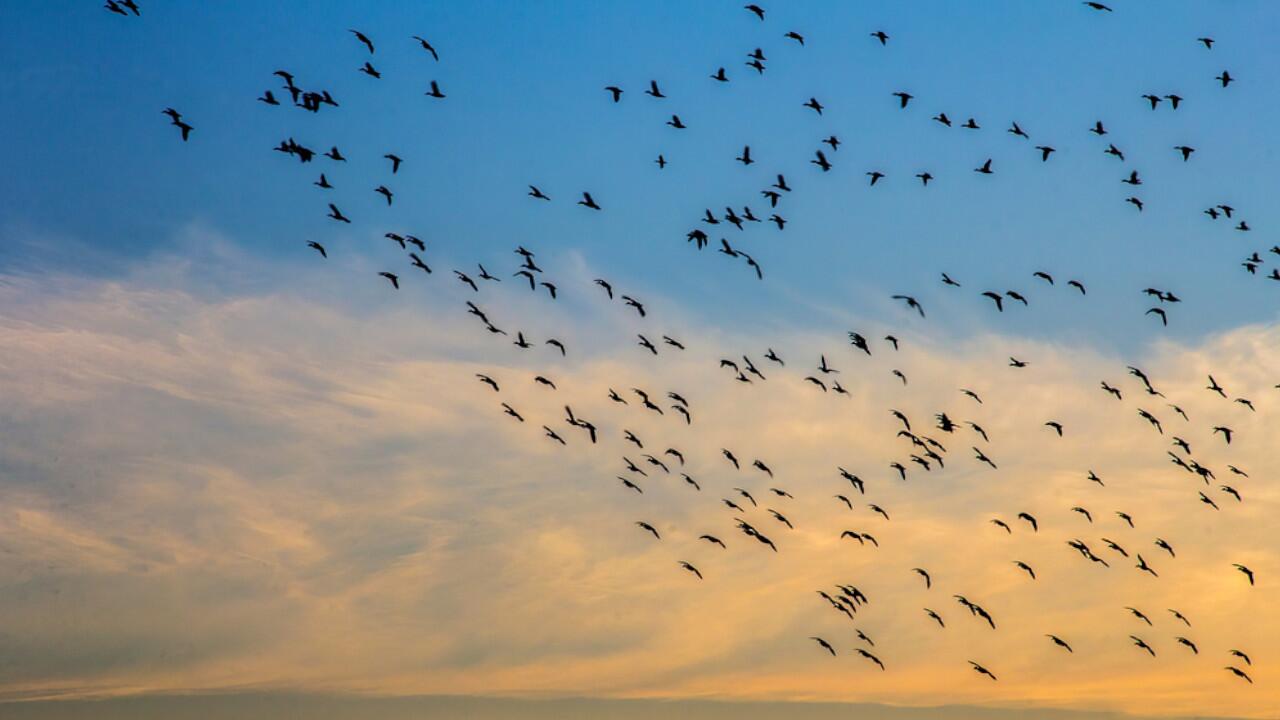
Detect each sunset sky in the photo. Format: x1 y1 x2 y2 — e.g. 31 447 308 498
1 2 1277 719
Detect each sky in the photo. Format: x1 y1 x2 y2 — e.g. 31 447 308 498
0 1 1278 719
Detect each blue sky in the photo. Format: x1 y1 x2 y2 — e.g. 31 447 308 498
3 1 1278 349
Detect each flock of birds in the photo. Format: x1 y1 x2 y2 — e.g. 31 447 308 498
122 0 1278 692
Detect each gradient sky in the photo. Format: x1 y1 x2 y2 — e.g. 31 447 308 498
1 2 1278 719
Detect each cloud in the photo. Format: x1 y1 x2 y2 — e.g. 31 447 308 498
0 249 1276 718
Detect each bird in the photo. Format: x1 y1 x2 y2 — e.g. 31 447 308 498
856 648 885 670
1225 666 1254 684
871 30 889 45
306 241 326 258
810 637 836 656
891 295 925 318
604 86 623 102
1216 70 1234 87
635 522 660 540
1233 564 1254 585
578 192 601 210
412 35 439 60
968 661 997 681
678 561 702 580
1047 635 1072 652
327 204 351 223
425 80 446 98
1131 636 1156 657
1126 607 1153 625
349 29 375 54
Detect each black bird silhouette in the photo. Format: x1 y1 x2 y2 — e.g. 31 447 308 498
892 295 925 317
425 80 446 98
1233 563 1254 585
327 204 351 223
635 521 661 540
810 636 836 656
578 192 601 210
1226 666 1253 684
349 29 375 54
412 36 439 60
306 241 326 258
1131 636 1156 657
969 661 997 681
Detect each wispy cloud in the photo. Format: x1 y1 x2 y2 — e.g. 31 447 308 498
0 249 1275 718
